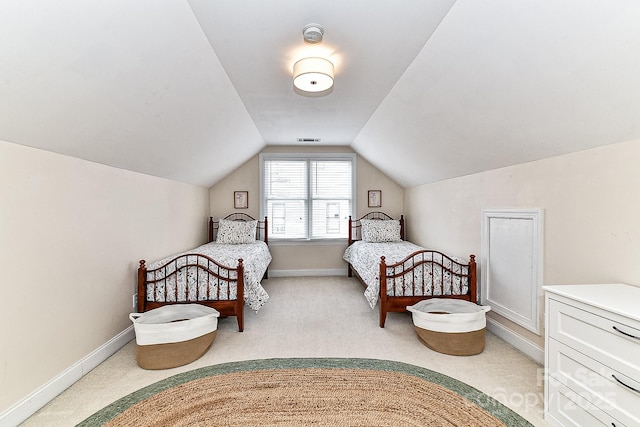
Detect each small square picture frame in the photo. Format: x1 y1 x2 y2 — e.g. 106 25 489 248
234 191 248 209
368 190 382 208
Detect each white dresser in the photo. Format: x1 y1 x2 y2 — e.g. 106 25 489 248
544 284 640 427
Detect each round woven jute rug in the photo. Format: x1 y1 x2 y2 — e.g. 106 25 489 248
79 358 533 427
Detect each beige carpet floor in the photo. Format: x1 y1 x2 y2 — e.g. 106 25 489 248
20 276 548 426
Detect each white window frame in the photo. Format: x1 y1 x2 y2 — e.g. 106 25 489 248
260 152 356 243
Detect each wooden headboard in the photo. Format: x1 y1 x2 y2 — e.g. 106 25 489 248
348 212 405 245
208 213 269 244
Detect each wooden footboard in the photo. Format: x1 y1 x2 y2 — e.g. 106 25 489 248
378 251 477 328
137 255 245 332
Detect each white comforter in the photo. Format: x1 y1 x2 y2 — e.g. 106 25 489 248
147 241 272 311
343 240 469 309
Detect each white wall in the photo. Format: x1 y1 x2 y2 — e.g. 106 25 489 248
0 140 210 415
405 138 640 351
209 147 404 274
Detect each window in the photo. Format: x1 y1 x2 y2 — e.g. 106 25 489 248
260 153 355 240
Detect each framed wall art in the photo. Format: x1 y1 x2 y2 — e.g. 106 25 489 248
368 190 382 208
234 191 248 209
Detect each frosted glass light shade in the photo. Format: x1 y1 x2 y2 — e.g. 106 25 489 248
293 57 334 93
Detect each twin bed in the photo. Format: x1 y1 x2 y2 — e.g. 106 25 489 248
343 212 477 327
137 213 271 332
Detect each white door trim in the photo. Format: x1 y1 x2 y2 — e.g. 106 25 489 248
481 208 544 335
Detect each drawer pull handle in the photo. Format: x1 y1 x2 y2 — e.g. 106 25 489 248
612 325 640 340
611 374 640 394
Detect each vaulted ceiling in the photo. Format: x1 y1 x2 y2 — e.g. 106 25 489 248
2 1 639 188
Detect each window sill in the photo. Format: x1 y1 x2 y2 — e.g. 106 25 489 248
268 239 348 247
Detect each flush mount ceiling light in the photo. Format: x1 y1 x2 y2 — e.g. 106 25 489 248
293 23 334 94
293 57 334 93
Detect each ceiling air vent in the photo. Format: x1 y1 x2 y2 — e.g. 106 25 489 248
297 138 321 143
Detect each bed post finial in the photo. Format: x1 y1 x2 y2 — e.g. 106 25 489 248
468 254 477 303
379 256 388 328
236 258 245 332
208 217 214 242
263 216 268 244
137 260 147 312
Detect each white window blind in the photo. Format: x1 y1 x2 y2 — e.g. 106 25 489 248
261 154 355 240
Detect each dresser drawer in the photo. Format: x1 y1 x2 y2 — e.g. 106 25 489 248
548 298 640 380
547 377 628 427
548 338 640 426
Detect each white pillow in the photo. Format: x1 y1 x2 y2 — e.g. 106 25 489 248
361 219 401 242
216 219 257 244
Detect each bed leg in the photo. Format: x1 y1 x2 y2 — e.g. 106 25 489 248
236 299 244 332
237 311 244 332
379 306 387 328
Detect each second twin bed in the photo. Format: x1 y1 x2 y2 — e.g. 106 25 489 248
137 213 271 332
343 212 477 327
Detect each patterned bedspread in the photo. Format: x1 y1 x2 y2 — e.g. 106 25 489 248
147 241 272 311
343 241 469 309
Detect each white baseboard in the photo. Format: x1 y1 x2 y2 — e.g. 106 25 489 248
486 317 544 365
268 269 348 278
0 326 134 427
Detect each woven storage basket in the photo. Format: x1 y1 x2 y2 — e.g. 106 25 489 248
407 299 491 356
130 304 219 370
